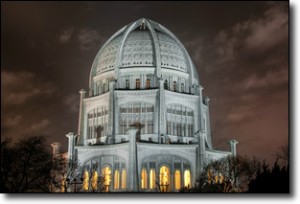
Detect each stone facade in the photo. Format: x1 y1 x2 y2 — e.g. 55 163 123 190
66 18 237 192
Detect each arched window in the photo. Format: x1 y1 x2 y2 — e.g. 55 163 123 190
141 168 148 189
149 169 156 189
121 169 126 189
173 81 177 92
119 102 154 135
114 170 120 189
91 171 98 191
136 79 140 89
167 121 171 135
174 170 181 190
164 80 168 90
159 166 170 192
125 79 130 89
177 123 181 136
102 166 111 192
83 170 89 191
184 170 191 188
181 83 185 92
103 83 106 93
146 78 151 89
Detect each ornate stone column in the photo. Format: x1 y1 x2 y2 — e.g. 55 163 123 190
195 85 204 134
228 139 239 157
158 78 166 143
196 130 206 175
127 127 139 191
51 142 61 156
77 89 86 145
66 132 78 162
204 96 213 149
108 81 116 144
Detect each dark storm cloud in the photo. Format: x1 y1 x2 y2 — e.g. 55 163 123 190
77 28 103 51
1 71 57 106
1 1 289 162
1 70 59 142
63 94 80 113
59 26 74 43
184 2 288 162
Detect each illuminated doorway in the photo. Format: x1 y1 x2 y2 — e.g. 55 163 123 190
184 170 191 189
121 169 126 189
159 166 170 192
174 170 181 190
114 170 120 189
149 169 156 189
141 168 148 189
83 170 89 191
102 166 111 192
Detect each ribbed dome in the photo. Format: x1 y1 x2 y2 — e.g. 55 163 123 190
89 18 199 89
95 30 188 73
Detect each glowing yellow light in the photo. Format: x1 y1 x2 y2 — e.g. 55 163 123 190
215 175 219 183
121 169 126 189
102 166 111 192
184 170 191 188
159 166 170 192
91 171 98 190
83 170 89 191
174 170 181 190
149 169 156 189
114 170 120 189
141 168 148 189
61 179 65 192
207 169 212 184
219 173 224 184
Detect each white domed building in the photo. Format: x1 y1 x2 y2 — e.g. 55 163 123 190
66 18 238 192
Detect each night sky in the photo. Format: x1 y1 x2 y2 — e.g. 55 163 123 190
1 1 288 163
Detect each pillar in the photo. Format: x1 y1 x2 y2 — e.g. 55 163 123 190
196 85 204 136
51 142 61 156
204 96 213 149
78 89 86 145
66 132 78 162
108 81 116 144
127 127 139 191
228 139 239 157
158 78 166 143
196 130 206 175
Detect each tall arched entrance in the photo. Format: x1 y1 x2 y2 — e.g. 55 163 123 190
159 166 170 192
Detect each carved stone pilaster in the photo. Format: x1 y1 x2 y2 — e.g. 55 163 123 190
78 89 86 145
66 132 78 162
108 81 116 144
228 139 239 157
158 79 166 143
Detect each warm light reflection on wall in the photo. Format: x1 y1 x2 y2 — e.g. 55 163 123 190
91 171 98 190
102 166 111 192
121 169 126 189
114 170 120 189
184 170 191 188
160 166 170 192
149 169 156 189
174 170 181 190
141 168 148 189
83 170 89 191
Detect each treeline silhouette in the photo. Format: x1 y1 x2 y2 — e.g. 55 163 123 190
1 135 289 193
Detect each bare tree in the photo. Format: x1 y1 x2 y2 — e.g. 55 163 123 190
186 156 260 193
1 136 53 193
51 156 106 193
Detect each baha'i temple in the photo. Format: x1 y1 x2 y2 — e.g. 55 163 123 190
56 18 238 192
